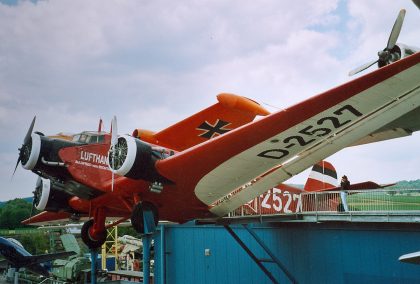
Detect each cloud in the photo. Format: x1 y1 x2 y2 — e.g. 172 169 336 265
0 0 419 200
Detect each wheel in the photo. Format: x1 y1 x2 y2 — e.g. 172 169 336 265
81 219 106 249
131 202 158 234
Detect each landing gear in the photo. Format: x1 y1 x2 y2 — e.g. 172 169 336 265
130 202 158 234
81 219 106 249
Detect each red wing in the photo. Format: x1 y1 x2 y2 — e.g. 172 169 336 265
310 181 395 192
132 93 270 151
156 52 420 216
22 211 77 226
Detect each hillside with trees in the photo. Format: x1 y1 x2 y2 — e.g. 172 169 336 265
0 198 33 229
387 179 420 189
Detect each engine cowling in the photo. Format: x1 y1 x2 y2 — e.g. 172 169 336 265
34 177 72 212
108 135 169 182
21 133 42 170
378 43 418 68
20 132 81 177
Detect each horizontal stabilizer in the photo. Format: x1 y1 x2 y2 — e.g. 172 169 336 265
310 181 395 192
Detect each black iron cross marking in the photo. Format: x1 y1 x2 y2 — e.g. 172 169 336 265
197 119 232 139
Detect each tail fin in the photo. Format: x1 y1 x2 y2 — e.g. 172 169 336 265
304 161 338 191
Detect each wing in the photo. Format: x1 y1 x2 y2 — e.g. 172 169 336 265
22 211 81 226
132 93 270 151
156 52 420 217
27 251 76 266
351 106 420 146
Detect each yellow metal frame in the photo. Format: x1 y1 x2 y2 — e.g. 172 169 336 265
101 225 119 271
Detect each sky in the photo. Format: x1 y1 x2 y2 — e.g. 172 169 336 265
0 0 419 201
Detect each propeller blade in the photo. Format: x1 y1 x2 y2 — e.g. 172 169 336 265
29 201 35 219
110 116 118 192
12 157 21 178
348 59 379 76
30 177 42 217
24 116 36 145
386 9 406 50
111 116 118 147
413 0 420 10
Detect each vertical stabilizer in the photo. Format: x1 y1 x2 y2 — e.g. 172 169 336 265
304 161 337 191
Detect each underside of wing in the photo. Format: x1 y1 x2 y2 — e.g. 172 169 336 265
156 52 420 217
132 93 270 151
351 106 420 146
22 211 82 226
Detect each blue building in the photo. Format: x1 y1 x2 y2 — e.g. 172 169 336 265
152 219 420 283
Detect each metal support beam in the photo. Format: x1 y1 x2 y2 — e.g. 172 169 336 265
224 225 279 284
90 249 99 284
159 225 166 284
242 224 297 284
143 234 152 284
142 207 156 284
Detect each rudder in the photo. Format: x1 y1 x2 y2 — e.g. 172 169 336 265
304 161 338 191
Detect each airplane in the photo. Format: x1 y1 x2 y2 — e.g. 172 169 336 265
14 9 420 249
236 160 394 215
0 236 75 277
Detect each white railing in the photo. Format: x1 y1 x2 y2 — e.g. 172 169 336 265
229 189 420 217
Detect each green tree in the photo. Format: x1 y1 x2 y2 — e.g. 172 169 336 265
0 198 32 229
20 233 49 255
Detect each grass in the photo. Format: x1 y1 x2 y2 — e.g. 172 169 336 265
348 192 420 211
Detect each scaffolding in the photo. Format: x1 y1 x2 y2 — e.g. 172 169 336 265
101 225 119 271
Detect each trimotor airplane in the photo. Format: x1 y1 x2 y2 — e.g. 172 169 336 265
0 237 75 277
15 9 420 249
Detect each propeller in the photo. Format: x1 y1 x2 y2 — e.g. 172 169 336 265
29 176 43 218
110 116 118 191
349 9 406 76
13 116 36 177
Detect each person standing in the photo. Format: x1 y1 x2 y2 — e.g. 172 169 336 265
339 175 350 212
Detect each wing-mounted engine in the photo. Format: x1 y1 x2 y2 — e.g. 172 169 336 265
33 177 73 212
349 9 419 76
377 43 418 68
108 135 171 183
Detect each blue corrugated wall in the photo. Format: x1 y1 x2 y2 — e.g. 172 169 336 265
153 222 420 284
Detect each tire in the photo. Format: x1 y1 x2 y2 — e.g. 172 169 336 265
131 202 158 234
81 219 106 249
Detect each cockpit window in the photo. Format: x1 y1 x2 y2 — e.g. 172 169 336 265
72 133 106 144
78 134 88 143
88 135 105 143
